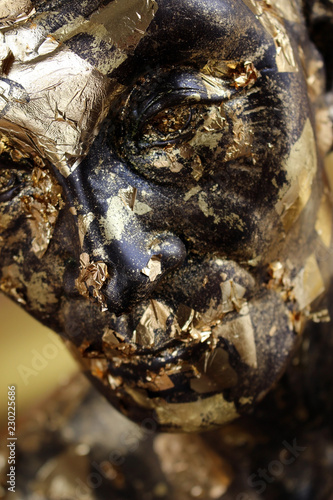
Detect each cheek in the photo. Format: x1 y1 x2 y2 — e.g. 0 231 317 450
0 165 63 256
0 223 67 321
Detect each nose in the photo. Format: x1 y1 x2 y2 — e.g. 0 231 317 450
56 157 186 315
101 232 186 314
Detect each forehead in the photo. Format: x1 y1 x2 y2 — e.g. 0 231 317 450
3 0 277 68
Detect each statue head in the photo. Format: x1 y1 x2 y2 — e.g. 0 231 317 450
0 0 332 431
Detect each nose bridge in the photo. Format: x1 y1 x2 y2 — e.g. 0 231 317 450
61 162 186 314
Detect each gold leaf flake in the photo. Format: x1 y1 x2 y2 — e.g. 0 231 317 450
90 358 108 381
75 253 109 311
141 255 162 282
191 155 204 181
0 0 35 27
220 280 247 314
177 304 196 332
20 166 63 258
102 328 120 346
308 309 330 323
108 373 123 390
214 314 257 368
292 254 325 310
191 348 238 393
90 0 158 52
77 213 94 247
135 299 172 347
138 372 175 392
119 186 137 211
233 61 259 89
184 186 201 202
275 119 317 231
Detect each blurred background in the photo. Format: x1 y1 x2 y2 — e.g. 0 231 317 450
0 293 78 430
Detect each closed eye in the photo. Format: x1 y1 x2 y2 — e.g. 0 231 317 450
138 105 200 148
117 69 239 152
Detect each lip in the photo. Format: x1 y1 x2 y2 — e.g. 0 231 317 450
104 335 211 376
103 342 214 403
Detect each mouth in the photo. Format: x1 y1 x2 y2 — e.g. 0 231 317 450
62 262 257 387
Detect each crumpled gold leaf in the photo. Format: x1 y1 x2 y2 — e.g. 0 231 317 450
75 253 109 311
134 299 172 347
138 371 175 392
233 61 259 89
21 166 63 259
220 279 247 314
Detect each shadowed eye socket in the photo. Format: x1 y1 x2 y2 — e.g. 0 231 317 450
115 70 242 163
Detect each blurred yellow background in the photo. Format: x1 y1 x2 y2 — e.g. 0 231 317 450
0 293 78 429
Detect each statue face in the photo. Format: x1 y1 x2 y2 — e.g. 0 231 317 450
0 0 330 431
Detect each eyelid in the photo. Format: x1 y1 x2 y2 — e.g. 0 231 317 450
123 71 239 133
135 85 235 134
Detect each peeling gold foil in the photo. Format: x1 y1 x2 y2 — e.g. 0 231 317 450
0 45 112 177
120 186 138 211
220 279 247 314
103 328 121 346
134 299 172 346
308 309 330 323
233 61 260 89
225 114 253 163
292 254 325 310
191 154 204 180
89 0 158 52
213 311 257 369
268 260 296 303
0 0 35 28
191 348 238 393
75 253 109 311
276 119 317 231
78 213 95 248
138 372 175 392
21 166 63 258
